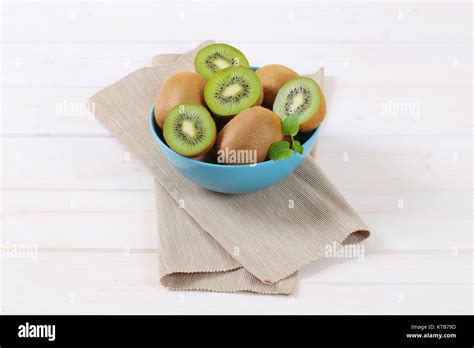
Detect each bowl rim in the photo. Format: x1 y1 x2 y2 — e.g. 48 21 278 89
150 66 322 169
150 106 321 169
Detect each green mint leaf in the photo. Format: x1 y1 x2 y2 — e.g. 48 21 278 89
268 141 294 161
293 140 304 154
281 113 299 136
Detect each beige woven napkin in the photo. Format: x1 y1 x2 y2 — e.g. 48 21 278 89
90 42 370 295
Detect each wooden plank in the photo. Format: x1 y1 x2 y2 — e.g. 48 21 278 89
317 135 471 191
1 211 158 249
3 42 471 88
2 87 109 135
3 283 471 315
1 137 155 190
2 210 471 251
344 190 472 214
2 189 470 214
1 190 155 213
2 2 470 42
3 0 468 4
324 86 473 136
2 189 470 250
1 252 471 314
3 85 472 136
2 136 470 191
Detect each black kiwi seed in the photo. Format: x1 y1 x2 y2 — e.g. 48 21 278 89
283 86 312 115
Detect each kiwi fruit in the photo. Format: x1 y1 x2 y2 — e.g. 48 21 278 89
204 66 262 117
255 84 264 106
216 106 284 164
163 103 216 158
256 64 298 109
213 82 264 131
273 77 326 132
194 43 250 79
154 72 206 128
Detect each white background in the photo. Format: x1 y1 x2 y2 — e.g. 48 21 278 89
0 0 472 314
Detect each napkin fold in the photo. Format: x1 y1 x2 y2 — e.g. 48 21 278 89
90 42 370 295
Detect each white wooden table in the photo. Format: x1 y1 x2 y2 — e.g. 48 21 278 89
1 1 472 314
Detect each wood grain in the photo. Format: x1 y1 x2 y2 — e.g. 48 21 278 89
1 0 472 314
2 252 471 314
3 2 471 42
2 136 470 190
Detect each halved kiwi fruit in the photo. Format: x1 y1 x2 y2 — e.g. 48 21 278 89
194 43 250 79
163 104 216 158
273 77 326 132
204 66 262 117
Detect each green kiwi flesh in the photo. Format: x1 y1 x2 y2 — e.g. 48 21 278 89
273 77 321 125
204 66 261 117
163 104 216 157
194 43 250 79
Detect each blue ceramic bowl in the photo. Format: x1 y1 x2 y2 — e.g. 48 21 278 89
150 67 321 194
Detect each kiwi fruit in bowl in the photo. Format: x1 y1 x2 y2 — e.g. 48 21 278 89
204 66 262 118
216 106 284 165
273 77 326 133
163 103 216 158
194 43 250 79
150 43 329 192
154 72 206 128
256 64 298 109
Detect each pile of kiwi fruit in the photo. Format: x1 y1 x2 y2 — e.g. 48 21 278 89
154 43 326 165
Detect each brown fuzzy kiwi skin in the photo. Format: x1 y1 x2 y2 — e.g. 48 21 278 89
154 72 206 128
192 147 217 163
256 64 298 109
216 106 284 164
255 85 264 106
299 88 327 133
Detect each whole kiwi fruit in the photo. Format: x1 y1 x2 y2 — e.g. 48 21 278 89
256 64 298 109
216 106 284 164
154 72 206 128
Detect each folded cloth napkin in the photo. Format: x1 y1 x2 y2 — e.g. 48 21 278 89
90 42 370 295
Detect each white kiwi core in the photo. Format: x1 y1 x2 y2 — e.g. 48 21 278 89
214 58 232 69
181 120 196 137
222 83 243 97
290 93 306 111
